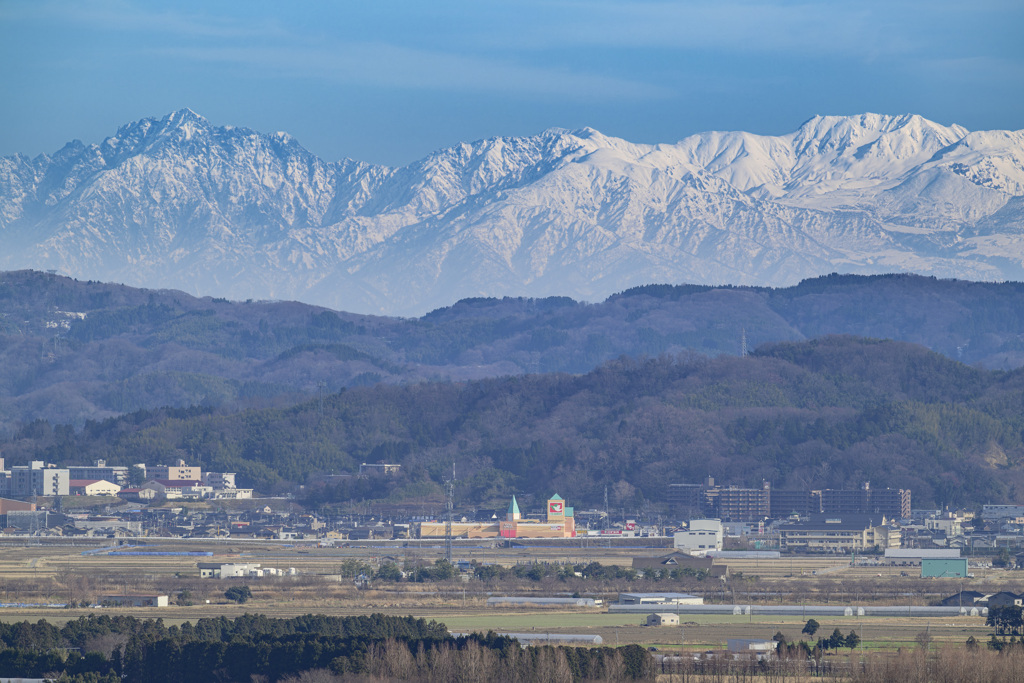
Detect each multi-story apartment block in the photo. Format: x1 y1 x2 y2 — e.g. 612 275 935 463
714 483 771 522
821 482 910 520
203 472 237 489
770 490 822 518
68 459 130 487
148 460 201 482
670 477 911 522
10 461 69 497
778 515 901 552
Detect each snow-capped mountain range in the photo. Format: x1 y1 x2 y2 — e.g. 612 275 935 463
1 109 1022 315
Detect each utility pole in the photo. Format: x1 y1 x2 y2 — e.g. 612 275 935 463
604 486 609 528
444 464 455 564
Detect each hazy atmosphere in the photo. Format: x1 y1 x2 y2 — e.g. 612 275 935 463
3 3 1024 682
2 0 1022 164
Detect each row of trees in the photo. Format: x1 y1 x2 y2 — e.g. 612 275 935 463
339 558 704 585
0 614 655 682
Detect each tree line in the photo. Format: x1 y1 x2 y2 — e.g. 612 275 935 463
0 613 654 682
5 335 1024 509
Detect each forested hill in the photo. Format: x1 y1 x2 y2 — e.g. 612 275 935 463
5 336 1024 510
4 270 1024 435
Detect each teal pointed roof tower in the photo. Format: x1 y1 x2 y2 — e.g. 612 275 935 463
507 495 521 520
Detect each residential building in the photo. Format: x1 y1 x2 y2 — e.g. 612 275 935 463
982 505 1024 521
203 472 237 489
68 460 130 487
714 483 771 522
668 477 910 522
925 513 963 537
667 483 704 516
770 490 821 518
938 590 986 607
821 482 911 519
148 460 201 482
777 515 900 552
632 552 728 578
10 462 69 497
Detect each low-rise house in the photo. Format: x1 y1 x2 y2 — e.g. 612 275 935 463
198 562 262 579
117 488 157 502
981 591 1022 608
645 613 680 627
73 518 143 535
631 551 728 578
938 590 985 607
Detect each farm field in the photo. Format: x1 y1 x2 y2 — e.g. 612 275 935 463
0 601 989 652
0 536 1010 654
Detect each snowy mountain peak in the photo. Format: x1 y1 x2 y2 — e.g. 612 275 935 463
1 111 1022 316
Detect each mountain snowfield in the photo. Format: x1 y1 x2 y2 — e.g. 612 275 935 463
1 109 1022 315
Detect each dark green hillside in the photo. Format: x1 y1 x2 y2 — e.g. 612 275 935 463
5 269 1024 438
5 336 1024 509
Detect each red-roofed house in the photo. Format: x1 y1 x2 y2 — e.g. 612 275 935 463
118 487 157 502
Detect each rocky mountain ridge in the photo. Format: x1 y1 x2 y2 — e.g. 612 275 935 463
1 110 1022 315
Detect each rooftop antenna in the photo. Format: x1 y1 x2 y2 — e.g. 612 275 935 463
444 463 456 563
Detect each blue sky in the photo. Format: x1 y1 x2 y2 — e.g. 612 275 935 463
1 0 1022 166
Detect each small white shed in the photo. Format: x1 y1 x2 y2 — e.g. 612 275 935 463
645 613 681 627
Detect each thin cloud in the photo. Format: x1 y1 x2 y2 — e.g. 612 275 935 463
0 0 285 40
471 0 985 59
152 43 670 100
